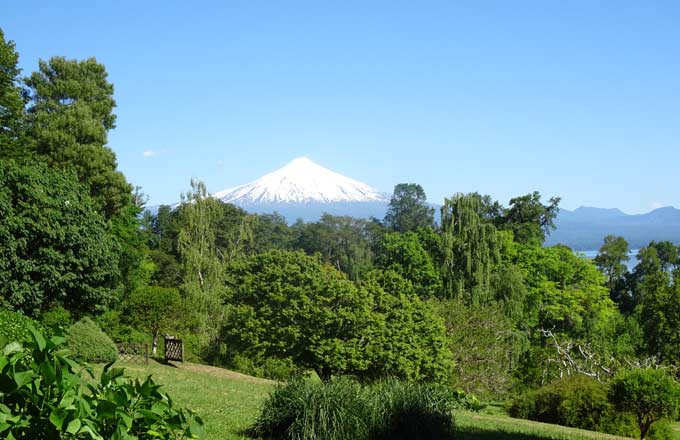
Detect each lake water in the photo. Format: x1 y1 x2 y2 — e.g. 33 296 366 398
577 249 640 271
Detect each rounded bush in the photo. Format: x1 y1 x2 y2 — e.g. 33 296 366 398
509 375 635 436
65 317 118 363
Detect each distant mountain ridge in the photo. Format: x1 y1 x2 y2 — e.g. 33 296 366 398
148 158 680 250
547 206 680 250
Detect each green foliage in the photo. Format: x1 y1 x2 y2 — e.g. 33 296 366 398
224 251 451 382
65 317 118 363
0 160 120 316
609 368 680 440
223 250 374 381
513 244 616 338
176 180 227 355
123 286 181 355
594 235 630 299
509 375 635 437
435 299 525 398
359 270 452 383
231 354 301 381
0 28 29 160
249 377 458 440
39 306 73 335
501 191 560 246
25 56 132 220
95 309 149 344
0 309 44 346
633 250 680 363
384 183 435 233
440 193 502 303
374 231 442 298
292 213 374 281
0 326 204 439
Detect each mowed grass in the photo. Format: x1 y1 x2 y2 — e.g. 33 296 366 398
455 410 630 440
99 360 275 440
101 360 639 440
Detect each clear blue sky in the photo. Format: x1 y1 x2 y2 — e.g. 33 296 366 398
4 1 679 213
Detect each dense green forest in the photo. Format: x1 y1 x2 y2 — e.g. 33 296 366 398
2 27 680 439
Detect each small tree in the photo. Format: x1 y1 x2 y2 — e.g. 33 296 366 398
608 368 680 439
124 286 181 355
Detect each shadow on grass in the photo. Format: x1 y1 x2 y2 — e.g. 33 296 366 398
150 357 180 368
458 427 550 440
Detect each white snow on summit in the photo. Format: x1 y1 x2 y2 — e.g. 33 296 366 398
214 157 387 205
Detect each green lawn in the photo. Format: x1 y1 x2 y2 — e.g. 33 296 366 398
107 360 641 440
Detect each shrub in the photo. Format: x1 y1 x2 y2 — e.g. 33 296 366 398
39 305 72 335
66 317 118 363
232 353 301 381
249 378 458 440
0 326 204 439
0 309 44 345
96 309 149 344
509 375 635 436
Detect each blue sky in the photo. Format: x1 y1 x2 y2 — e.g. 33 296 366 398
4 1 679 213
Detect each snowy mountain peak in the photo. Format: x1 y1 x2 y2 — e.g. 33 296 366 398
214 157 388 205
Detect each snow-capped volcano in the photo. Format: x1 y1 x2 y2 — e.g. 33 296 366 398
214 157 387 205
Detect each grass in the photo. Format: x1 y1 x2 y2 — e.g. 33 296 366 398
100 360 274 439
455 410 630 440
101 360 643 440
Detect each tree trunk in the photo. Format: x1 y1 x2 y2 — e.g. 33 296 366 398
640 420 652 440
152 332 158 356
315 366 331 382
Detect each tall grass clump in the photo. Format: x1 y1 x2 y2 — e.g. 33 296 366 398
249 378 458 440
249 377 369 440
368 379 457 440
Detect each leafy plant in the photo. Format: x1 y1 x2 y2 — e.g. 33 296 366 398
0 325 204 439
0 309 44 346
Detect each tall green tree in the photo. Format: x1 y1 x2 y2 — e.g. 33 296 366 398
439 193 502 303
0 28 28 159
293 214 373 280
374 231 441 298
384 183 434 233
25 57 131 220
636 270 680 363
501 191 560 246
176 180 226 352
223 250 374 381
594 235 630 299
0 161 120 316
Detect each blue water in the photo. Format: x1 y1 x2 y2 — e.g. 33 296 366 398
578 249 640 271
